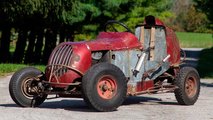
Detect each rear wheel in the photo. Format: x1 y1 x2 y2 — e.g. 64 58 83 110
174 67 200 105
9 67 47 107
82 63 127 112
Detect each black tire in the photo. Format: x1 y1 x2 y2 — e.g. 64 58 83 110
82 63 127 112
9 67 47 107
174 67 200 105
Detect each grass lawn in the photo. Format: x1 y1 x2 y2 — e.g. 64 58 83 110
176 32 213 48
0 64 45 76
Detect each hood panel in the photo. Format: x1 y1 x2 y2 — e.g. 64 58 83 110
86 32 141 51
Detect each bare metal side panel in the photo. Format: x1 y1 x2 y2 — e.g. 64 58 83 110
135 27 167 61
111 27 169 83
110 50 130 77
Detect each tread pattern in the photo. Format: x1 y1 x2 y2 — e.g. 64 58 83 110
82 63 127 112
9 67 46 107
174 67 200 105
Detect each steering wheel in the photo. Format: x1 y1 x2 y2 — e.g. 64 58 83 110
104 20 132 33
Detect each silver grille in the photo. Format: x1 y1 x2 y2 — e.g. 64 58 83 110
48 44 73 77
49 45 73 65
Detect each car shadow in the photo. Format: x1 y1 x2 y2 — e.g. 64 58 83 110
201 82 213 87
0 99 95 112
0 95 178 112
123 96 178 106
0 103 17 107
182 49 202 68
41 99 96 112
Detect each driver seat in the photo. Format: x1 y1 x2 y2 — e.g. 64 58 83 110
135 15 167 61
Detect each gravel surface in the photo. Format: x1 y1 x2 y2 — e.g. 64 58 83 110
0 75 213 120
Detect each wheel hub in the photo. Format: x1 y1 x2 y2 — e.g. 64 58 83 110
21 78 41 99
185 76 197 97
97 75 117 99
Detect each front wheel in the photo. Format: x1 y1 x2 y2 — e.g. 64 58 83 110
9 67 47 107
174 67 200 105
82 63 127 112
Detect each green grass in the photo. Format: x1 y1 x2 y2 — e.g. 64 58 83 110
0 64 45 76
197 48 213 78
176 32 213 48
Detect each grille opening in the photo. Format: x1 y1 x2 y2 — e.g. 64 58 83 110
48 45 73 77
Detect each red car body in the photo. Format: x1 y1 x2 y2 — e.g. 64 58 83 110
9 15 200 112
46 18 180 93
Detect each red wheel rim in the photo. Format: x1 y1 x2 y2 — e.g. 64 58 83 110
97 75 117 99
185 76 197 98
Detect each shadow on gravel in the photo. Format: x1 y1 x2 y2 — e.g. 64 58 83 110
123 96 178 106
0 96 179 112
184 49 201 59
201 82 213 87
182 49 202 68
197 47 213 78
0 99 95 112
0 104 18 107
40 99 96 112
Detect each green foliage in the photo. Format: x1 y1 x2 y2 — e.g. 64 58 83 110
170 0 212 33
122 0 173 30
183 5 209 32
3 0 212 64
1 0 175 37
194 0 213 29
69 0 173 41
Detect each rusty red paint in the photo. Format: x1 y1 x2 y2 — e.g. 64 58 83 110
46 16 181 88
49 70 81 88
154 18 165 26
136 80 154 92
46 42 92 87
97 75 117 99
165 27 181 66
69 43 92 73
86 32 141 51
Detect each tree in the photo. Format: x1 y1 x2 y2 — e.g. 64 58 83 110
183 5 209 32
75 0 174 40
194 0 213 32
0 0 175 64
0 1 13 63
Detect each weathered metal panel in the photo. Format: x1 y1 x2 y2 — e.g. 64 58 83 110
86 32 142 51
135 26 167 61
112 27 170 93
110 50 130 77
111 50 169 82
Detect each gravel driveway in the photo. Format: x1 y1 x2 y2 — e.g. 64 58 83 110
0 75 213 120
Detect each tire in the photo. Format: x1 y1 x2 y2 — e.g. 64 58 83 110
174 67 200 105
9 67 47 107
82 63 127 112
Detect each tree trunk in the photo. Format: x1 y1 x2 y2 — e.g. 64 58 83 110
0 26 11 63
59 29 65 43
66 30 74 42
13 29 28 63
42 29 57 64
24 29 36 64
34 28 44 64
